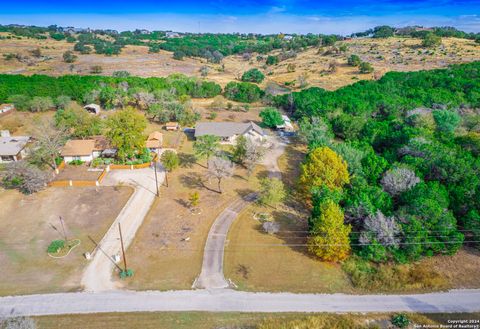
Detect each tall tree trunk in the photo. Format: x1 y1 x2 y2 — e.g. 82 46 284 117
217 178 222 194
165 171 169 187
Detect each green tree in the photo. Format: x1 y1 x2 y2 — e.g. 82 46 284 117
106 107 147 162
258 178 286 208
241 68 265 83
347 54 361 66
160 150 179 187
193 135 220 167
233 135 247 164
173 50 185 60
433 110 460 135
224 81 263 103
308 200 351 261
55 107 103 138
422 33 442 48
259 107 284 128
29 96 54 112
266 55 279 65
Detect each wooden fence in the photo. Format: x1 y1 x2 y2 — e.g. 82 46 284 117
49 154 156 188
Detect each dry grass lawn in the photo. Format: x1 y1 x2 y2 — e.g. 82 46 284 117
33 312 480 329
1 33 478 90
115 136 262 291
0 186 132 296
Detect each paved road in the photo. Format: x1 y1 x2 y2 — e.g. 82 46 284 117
1 289 480 317
193 193 257 289
81 164 165 292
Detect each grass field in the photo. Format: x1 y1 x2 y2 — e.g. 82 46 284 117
33 312 480 329
1 33 478 90
0 186 132 296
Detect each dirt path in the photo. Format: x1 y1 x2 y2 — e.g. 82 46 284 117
194 135 286 289
2 289 480 316
81 164 165 292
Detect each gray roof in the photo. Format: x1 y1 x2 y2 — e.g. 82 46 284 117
194 122 264 138
0 136 30 156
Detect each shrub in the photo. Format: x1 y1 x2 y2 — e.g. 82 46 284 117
63 50 77 63
391 314 410 328
224 81 263 103
359 61 374 73
266 55 279 65
241 68 265 83
347 54 361 66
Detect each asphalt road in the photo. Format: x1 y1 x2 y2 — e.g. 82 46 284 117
1 289 480 317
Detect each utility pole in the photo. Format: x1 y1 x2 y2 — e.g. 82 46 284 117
59 216 68 241
153 159 159 197
118 223 127 273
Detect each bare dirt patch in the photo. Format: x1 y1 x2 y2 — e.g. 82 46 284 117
54 165 101 181
0 186 132 296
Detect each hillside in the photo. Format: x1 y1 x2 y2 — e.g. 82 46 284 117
0 32 479 91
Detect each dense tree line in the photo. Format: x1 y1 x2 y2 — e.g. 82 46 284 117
0 74 222 107
351 25 480 41
276 61 480 263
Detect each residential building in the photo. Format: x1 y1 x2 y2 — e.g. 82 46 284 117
146 131 163 153
0 133 31 163
61 136 115 163
194 121 265 144
276 115 294 131
165 122 180 131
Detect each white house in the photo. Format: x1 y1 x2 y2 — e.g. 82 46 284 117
194 121 265 144
0 133 31 163
61 136 115 163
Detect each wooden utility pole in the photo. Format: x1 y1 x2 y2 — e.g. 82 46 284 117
59 216 68 241
87 235 123 271
153 159 160 197
118 223 127 272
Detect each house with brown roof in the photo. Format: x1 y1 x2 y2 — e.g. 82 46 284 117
146 131 163 153
61 136 116 163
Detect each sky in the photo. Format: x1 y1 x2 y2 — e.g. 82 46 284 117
0 0 479 35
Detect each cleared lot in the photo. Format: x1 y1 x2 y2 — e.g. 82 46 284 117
0 186 132 296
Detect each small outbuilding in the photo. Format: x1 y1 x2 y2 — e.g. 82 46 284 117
165 122 180 131
84 104 101 115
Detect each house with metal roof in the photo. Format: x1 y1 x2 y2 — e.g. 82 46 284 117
0 133 31 163
194 121 265 144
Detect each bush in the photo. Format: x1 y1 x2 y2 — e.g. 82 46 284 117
359 61 374 73
241 68 265 83
347 54 361 66
47 240 65 253
68 159 84 165
266 55 279 65
391 314 410 328
63 50 77 63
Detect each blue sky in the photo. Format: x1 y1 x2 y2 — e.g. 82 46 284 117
0 0 479 34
